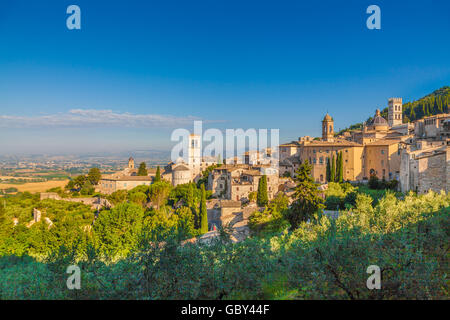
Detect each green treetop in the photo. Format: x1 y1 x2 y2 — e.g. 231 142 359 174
326 157 331 182
87 167 101 185
199 184 208 234
154 166 161 182
337 151 344 183
137 162 148 176
330 154 336 183
285 159 324 230
257 175 269 207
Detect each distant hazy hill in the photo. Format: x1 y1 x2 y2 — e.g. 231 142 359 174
337 86 450 135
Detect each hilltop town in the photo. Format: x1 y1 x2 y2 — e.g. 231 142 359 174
51 95 442 241
96 96 449 200
1 94 449 300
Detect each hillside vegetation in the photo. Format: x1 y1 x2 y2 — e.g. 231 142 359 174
338 86 449 135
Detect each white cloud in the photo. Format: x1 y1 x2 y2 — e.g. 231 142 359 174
0 109 221 128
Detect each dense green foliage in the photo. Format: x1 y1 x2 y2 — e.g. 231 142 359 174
285 160 324 229
154 166 161 182
257 175 269 207
65 168 101 196
325 153 343 183
324 182 357 210
249 193 290 236
336 152 343 183
330 155 336 182
0 190 448 299
87 168 101 185
137 162 148 176
0 155 448 300
199 184 208 234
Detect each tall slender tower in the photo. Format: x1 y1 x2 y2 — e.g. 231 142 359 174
128 157 135 169
322 113 334 142
188 134 201 166
188 134 201 179
388 97 402 127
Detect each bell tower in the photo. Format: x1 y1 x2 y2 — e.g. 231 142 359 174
388 97 402 127
128 157 135 169
322 113 334 142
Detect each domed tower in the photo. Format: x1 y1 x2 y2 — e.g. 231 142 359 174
322 113 334 142
369 109 388 131
128 157 135 169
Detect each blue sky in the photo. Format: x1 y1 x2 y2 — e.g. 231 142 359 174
0 0 449 155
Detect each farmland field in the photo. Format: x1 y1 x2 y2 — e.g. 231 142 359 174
0 179 69 193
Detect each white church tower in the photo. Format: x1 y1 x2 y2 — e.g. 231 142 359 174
188 134 201 177
388 97 403 127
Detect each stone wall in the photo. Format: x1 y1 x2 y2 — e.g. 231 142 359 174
40 193 112 210
417 151 448 194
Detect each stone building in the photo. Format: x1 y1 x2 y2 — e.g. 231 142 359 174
363 139 402 181
208 164 279 202
279 155 302 177
299 139 364 183
399 143 449 194
279 142 301 161
99 176 153 194
97 157 157 194
414 113 450 140
278 99 419 184
172 164 191 186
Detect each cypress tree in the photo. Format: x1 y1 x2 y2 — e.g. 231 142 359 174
330 155 336 183
257 175 269 207
187 184 198 228
335 152 340 182
326 157 331 182
199 184 208 234
154 166 161 182
337 151 344 183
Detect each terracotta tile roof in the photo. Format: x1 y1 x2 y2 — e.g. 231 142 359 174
102 176 153 182
304 139 363 147
365 139 402 146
